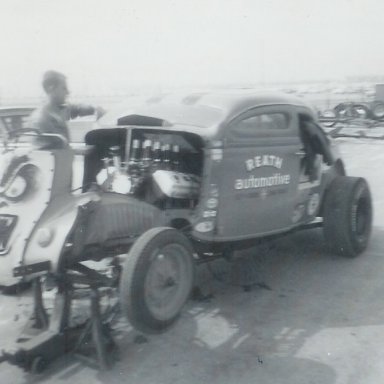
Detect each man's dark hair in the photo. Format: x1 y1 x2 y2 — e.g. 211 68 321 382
42 70 66 93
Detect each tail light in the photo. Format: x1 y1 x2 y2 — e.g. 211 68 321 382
36 227 54 248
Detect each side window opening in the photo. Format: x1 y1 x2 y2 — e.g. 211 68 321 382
230 112 289 140
298 114 333 181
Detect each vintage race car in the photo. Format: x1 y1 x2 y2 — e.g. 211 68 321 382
0 106 35 136
0 91 373 371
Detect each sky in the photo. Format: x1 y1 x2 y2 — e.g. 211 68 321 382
1 0 384 100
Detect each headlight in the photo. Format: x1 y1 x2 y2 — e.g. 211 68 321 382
36 227 54 247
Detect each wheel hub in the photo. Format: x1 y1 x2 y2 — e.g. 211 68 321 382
144 244 193 321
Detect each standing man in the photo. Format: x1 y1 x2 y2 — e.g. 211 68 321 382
30 70 104 142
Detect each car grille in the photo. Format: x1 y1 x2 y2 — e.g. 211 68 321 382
0 215 17 253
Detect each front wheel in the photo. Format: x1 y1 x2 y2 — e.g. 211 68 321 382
320 109 337 128
119 227 195 334
351 104 370 119
323 176 372 257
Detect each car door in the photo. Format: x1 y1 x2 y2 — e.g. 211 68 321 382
216 105 302 240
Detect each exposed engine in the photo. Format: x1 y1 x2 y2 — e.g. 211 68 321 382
90 130 203 209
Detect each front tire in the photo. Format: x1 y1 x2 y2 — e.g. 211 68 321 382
119 227 195 334
323 176 372 257
351 104 370 119
320 109 337 128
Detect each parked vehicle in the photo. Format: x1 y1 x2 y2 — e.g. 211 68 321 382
0 91 373 371
319 100 384 129
0 106 35 136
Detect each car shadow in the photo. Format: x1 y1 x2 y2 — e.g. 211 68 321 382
104 226 383 384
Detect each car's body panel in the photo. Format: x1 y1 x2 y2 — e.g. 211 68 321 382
95 92 342 244
98 91 317 139
0 150 54 285
95 92 339 242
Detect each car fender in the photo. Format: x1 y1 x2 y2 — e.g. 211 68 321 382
22 192 101 276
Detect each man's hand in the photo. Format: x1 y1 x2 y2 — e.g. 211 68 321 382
95 106 106 120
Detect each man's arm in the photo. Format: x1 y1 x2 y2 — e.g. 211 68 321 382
69 104 105 119
69 104 95 119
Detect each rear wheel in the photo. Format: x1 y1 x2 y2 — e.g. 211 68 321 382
119 227 195 334
323 176 372 257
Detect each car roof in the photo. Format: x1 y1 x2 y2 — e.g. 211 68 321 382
98 90 315 137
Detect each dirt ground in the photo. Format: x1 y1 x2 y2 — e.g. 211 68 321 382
0 137 384 384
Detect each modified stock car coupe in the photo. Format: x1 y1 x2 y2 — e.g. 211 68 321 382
0 91 372 372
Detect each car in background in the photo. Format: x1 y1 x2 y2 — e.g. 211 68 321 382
0 107 35 133
0 106 95 143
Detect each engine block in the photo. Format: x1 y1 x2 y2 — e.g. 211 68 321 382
152 170 200 199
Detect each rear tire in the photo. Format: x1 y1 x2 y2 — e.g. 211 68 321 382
119 227 195 334
323 176 372 257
